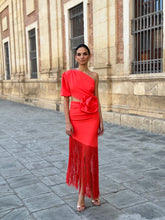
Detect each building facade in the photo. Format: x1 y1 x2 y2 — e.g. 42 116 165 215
0 0 165 134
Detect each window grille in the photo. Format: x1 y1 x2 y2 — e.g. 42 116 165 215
4 42 10 80
131 0 163 74
69 3 84 69
29 29 37 79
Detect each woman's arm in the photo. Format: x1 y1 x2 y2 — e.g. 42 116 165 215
95 73 104 136
63 97 73 136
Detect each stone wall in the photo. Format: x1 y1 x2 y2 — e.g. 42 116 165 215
0 0 165 134
0 0 63 111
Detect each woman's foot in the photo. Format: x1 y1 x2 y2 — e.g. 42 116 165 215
77 194 85 212
91 198 101 206
77 204 85 212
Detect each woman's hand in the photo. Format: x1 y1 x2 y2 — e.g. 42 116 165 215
98 120 104 136
66 122 74 136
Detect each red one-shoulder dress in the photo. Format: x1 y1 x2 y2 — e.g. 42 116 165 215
60 69 100 199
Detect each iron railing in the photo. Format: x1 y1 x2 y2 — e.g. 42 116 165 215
29 29 37 79
131 0 163 74
4 42 10 80
69 3 84 69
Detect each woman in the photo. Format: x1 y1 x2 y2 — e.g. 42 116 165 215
60 44 104 212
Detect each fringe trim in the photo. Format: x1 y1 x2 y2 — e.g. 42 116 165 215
66 137 99 199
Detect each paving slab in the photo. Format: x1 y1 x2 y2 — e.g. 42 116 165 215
0 184 14 197
32 205 83 220
104 189 147 209
0 176 6 185
82 203 123 220
23 192 65 212
14 183 51 199
123 202 165 219
0 208 33 220
0 195 23 212
0 99 165 220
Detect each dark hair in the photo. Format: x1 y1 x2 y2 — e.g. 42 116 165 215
75 44 90 55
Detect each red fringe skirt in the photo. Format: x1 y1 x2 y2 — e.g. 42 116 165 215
66 101 100 198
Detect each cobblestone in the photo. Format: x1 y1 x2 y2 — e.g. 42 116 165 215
0 99 165 220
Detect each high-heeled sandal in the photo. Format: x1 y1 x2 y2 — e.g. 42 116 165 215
91 198 101 206
77 204 85 212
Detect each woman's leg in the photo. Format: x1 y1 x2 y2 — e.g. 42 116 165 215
90 167 100 206
77 179 85 211
77 159 86 211
90 187 100 206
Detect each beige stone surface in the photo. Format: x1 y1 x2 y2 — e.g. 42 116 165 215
158 82 165 96
18 0 26 73
26 0 35 15
103 111 165 134
103 111 121 125
11 0 26 74
145 82 158 96
111 94 139 110
134 82 145 96
93 0 109 70
94 48 109 67
109 1 116 46
152 119 165 134
111 81 133 95
99 79 111 111
56 0 63 72
8 0 16 74
121 114 152 133
49 0 59 69
139 95 165 111
12 2 20 72
2 16 7 31
38 0 50 71
93 0 107 11
0 29 3 81
123 0 130 75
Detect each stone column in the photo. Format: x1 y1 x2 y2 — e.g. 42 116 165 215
19 0 26 79
38 0 50 79
12 0 21 78
0 17 3 82
56 0 63 73
16 0 26 80
93 0 111 79
9 0 16 77
123 0 134 75
48 0 63 109
49 0 63 79
93 0 112 111
11 0 26 80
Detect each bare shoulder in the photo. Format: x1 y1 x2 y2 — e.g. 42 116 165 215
89 71 99 81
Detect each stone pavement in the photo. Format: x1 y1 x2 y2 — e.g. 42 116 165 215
0 99 165 220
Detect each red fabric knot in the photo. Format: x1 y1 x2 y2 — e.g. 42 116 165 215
80 95 99 113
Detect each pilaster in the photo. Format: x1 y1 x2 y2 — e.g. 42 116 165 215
38 0 50 77
0 19 3 81
49 0 63 79
93 0 111 79
12 0 20 76
93 0 112 111
9 0 16 76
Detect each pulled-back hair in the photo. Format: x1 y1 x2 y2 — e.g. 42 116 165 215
75 44 90 55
